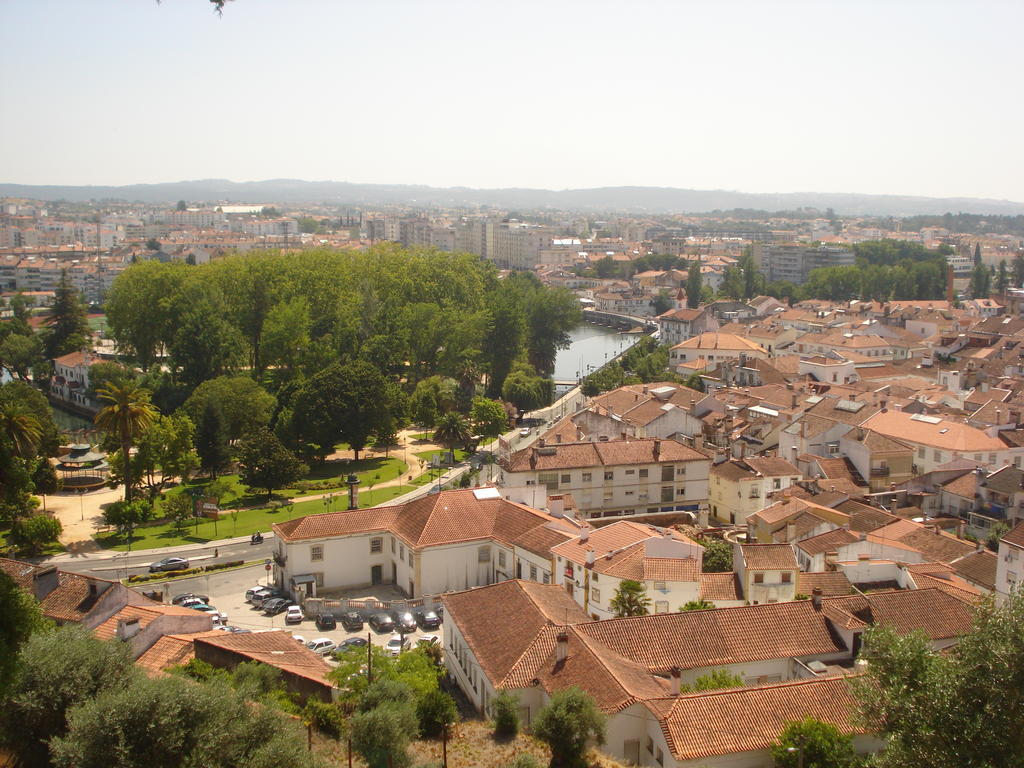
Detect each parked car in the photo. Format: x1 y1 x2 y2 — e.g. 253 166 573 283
315 614 337 632
384 634 407 657
252 590 285 608
519 427 531 437
339 611 363 632
171 593 209 606
392 611 417 634
368 612 395 633
262 598 290 616
415 609 442 630
191 604 228 623
292 635 306 645
149 557 189 573
246 586 274 603
305 638 337 656
229 628 252 634
338 636 368 650
178 597 207 610
417 634 440 646
284 605 304 624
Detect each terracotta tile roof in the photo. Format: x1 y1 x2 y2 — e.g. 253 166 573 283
950 549 997 590
135 629 225 674
502 438 708 473
796 528 860 557
870 520 975 563
194 630 334 686
740 544 798 571
798 571 853 596
575 601 845 673
0 557 36 589
822 588 974 639
835 501 900 532
862 410 1006 452
904 564 981 601
552 521 703 582
93 603 203 641
699 572 742 601
651 676 861 761
671 332 767 354
273 488 559 549
743 457 801 477
979 465 1024 495
442 581 590 684
511 521 577 558
501 625 669 713
1002 522 1024 549
941 471 977 498
750 497 849 528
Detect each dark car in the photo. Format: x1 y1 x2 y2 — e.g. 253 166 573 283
415 609 442 630
339 611 363 632
392 611 417 634
262 598 290 616
314 613 337 631
368 612 395 633
251 590 284 608
149 556 189 573
171 593 209 606
339 636 368 649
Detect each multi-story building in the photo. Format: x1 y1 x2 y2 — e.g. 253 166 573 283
709 457 802 525
752 243 855 285
499 437 711 521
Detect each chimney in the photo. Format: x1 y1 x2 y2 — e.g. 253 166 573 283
786 521 796 542
117 617 141 641
580 528 590 544
792 393 799 409
653 439 661 460
859 532 867 542
549 495 565 518
670 666 682 696
538 438 546 448
555 632 569 663
555 434 562 444
32 566 59 601
811 587 823 611
694 435 704 450
586 549 595 566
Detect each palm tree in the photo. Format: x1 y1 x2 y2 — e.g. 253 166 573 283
609 579 651 617
433 412 471 464
94 383 158 501
0 406 42 458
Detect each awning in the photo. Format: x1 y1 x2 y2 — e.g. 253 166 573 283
291 573 316 584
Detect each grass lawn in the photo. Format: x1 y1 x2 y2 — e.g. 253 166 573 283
279 456 408 498
0 527 65 557
413 448 469 465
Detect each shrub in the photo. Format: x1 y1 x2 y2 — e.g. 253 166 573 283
533 687 606 768
350 702 418 768
358 679 416 712
503 755 542 768
417 689 458 738
304 699 345 739
493 691 520 738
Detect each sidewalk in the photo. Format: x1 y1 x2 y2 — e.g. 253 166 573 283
45 531 276 567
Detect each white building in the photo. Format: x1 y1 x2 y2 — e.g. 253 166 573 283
709 457 803 525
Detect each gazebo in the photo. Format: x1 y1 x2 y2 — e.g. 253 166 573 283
55 444 110 490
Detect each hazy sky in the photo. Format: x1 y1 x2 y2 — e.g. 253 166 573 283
1 0 1021 200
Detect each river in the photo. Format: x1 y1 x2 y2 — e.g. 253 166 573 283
552 323 640 393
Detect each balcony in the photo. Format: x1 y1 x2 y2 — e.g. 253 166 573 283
870 466 890 477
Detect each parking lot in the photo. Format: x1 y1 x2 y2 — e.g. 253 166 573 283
149 563 445 656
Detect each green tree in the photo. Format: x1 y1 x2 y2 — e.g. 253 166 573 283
501 362 551 413
974 242 982 266
770 716 860 768
680 599 715 611
183 376 275 443
31 457 62 509
471 396 509 438
9 514 62 555
700 537 733 572
970 262 991 299
853 592 1024 767
417 688 458 738
261 296 312 378
44 271 91 360
0 404 42 458
411 376 457 430
0 333 43 381
169 296 245 389
176 199 188 211
493 690 521 738
609 579 651 617
236 427 307 499
85 361 138 400
94 383 158 502
105 260 189 371
112 412 198 500
532 686 606 768
686 259 703 309
102 500 154 547
0 625 137 768
350 702 418 768
995 259 1009 294
433 412 471 462
145 237 161 250
1013 254 1024 288
0 569 50 698
692 668 743 691
195 401 231 478
303 699 345 739
163 492 194 533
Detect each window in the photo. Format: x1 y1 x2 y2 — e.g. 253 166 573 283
399 544 405 559
582 472 592 482
604 471 614 481
408 551 414 567
591 573 598 582
625 469 635 475
754 573 764 584
370 538 383 553
676 487 686 496
661 465 674 481
676 465 686 477
656 747 664 766
391 538 396 553
590 588 600 602
989 454 998 464
653 581 666 591
639 468 648 478
478 546 491 563
661 486 673 502
781 572 792 583
773 478 781 490
655 601 669 614
625 490 634 496
310 545 323 562
749 486 760 498
918 446 926 459
529 564 538 580
498 551 506 568
561 474 570 484
539 472 559 491
934 450 942 462
542 571 550 584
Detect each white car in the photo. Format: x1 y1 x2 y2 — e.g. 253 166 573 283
191 604 228 624
518 427 531 437
292 634 306 645
306 638 337 656
285 605 304 624
417 634 440 646
385 634 407 657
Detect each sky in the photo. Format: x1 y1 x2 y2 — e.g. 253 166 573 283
1 0 1022 201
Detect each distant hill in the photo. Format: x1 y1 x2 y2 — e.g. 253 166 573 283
2 178 1023 217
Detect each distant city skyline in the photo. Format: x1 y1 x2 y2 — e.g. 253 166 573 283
1 0 1021 201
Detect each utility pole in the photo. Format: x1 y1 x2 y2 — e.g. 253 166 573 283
367 632 373 684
